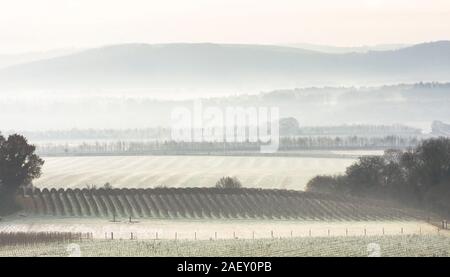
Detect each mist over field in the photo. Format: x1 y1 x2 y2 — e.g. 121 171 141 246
1 82 450 131
0 42 449 132
1 0 450 259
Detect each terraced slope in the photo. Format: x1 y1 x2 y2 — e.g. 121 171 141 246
16 188 422 220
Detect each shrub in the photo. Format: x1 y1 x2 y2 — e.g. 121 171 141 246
103 182 113 190
215 177 243 189
306 175 343 194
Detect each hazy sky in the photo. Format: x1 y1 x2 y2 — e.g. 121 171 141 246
0 0 449 53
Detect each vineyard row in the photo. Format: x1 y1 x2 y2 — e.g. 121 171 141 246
16 188 420 220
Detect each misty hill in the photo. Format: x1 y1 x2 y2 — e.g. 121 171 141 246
0 42 449 91
0 48 81 69
1 82 449 131
282 43 409 54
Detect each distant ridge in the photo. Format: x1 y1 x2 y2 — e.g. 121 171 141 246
282 43 410 54
0 41 449 91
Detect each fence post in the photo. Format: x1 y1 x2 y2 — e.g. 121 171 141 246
290 230 293 238
271 230 273 239
111 232 113 240
215 232 217 240
327 229 330 236
194 232 197 240
382 228 385 235
156 232 158 240
175 232 177 241
252 231 254 240
364 229 366 236
401 227 403 234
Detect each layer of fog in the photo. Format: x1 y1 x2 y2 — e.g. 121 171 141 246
1 83 449 132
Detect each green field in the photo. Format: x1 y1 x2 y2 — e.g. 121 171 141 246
2 235 449 257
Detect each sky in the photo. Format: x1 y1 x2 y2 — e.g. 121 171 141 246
0 0 449 53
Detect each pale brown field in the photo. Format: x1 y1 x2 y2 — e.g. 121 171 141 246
35 155 355 190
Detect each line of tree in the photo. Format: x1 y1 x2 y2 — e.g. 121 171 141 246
6 123 423 142
306 138 450 215
35 136 423 155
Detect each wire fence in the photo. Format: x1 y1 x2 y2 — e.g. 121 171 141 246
98 226 449 241
1 222 448 246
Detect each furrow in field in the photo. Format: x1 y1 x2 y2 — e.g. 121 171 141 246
65 189 82 216
41 189 55 216
35 156 355 190
83 189 100 217
91 190 107 217
141 192 160 218
50 189 64 216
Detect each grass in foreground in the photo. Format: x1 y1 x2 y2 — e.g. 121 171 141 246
1 235 450 257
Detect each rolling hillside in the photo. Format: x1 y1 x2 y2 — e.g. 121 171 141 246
0 41 449 91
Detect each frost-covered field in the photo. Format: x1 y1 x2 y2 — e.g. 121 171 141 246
1 235 449 257
35 155 355 190
0 217 439 240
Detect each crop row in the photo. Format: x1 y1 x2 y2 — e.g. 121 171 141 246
16 188 419 220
